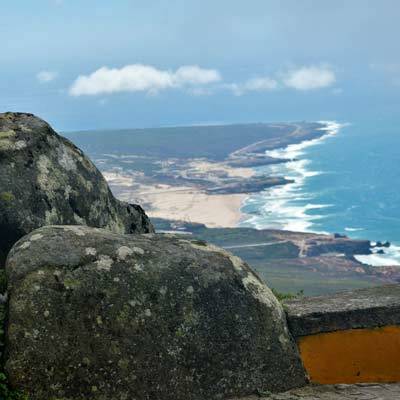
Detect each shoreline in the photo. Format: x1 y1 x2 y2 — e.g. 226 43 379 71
100 119 400 268
239 121 342 232
237 121 400 268
103 121 335 230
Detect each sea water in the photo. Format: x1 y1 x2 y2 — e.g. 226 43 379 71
240 120 400 266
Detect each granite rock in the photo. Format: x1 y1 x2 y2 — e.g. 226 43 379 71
0 112 153 266
5 225 306 399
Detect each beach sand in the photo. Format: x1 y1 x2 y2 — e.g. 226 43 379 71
103 160 249 228
103 172 245 228
138 186 246 228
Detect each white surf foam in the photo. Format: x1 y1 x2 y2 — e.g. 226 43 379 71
344 227 365 232
355 244 400 267
241 121 341 233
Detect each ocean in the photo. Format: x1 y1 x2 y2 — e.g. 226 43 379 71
240 120 400 267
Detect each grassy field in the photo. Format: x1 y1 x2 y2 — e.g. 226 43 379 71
153 218 377 296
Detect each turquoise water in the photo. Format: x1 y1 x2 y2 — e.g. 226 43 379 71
241 121 400 266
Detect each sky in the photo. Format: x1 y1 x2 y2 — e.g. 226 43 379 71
1 0 400 131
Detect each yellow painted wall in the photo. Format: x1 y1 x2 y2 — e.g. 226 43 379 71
298 325 400 384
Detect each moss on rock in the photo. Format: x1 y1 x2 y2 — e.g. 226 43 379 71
0 192 15 203
5 226 306 400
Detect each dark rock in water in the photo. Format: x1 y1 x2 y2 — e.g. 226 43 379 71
5 225 306 400
284 284 400 337
333 233 347 239
0 112 153 266
375 241 391 248
376 249 385 254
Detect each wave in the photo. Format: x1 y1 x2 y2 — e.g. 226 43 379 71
239 120 400 267
240 121 341 233
344 227 365 232
355 244 400 267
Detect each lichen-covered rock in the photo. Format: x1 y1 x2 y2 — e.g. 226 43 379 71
0 112 153 266
5 225 306 400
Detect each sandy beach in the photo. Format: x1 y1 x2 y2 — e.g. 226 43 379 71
103 169 247 228
138 186 246 228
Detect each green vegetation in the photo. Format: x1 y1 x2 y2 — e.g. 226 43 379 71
153 218 377 296
272 288 304 302
0 192 15 202
65 122 323 161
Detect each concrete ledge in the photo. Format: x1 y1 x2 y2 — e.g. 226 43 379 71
284 285 400 384
285 284 400 337
230 383 400 399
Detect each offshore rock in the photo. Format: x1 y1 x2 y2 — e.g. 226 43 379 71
0 112 153 265
5 225 306 400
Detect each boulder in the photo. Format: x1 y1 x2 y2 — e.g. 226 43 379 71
5 225 306 400
0 112 153 266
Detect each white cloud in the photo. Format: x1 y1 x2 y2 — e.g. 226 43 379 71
37 70 58 83
69 64 221 96
174 65 221 85
283 66 336 90
226 77 278 96
69 63 337 97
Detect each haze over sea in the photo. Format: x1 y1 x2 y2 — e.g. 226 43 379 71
241 120 400 266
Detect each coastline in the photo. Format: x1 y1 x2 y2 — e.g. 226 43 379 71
99 120 400 268
237 121 400 268
102 121 335 230
239 121 342 232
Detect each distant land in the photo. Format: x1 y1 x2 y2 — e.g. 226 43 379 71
65 121 326 227
65 121 399 295
152 218 400 296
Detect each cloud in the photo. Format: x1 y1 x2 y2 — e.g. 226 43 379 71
283 66 335 90
37 70 58 83
69 64 221 96
226 77 278 96
69 63 337 97
174 65 221 85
